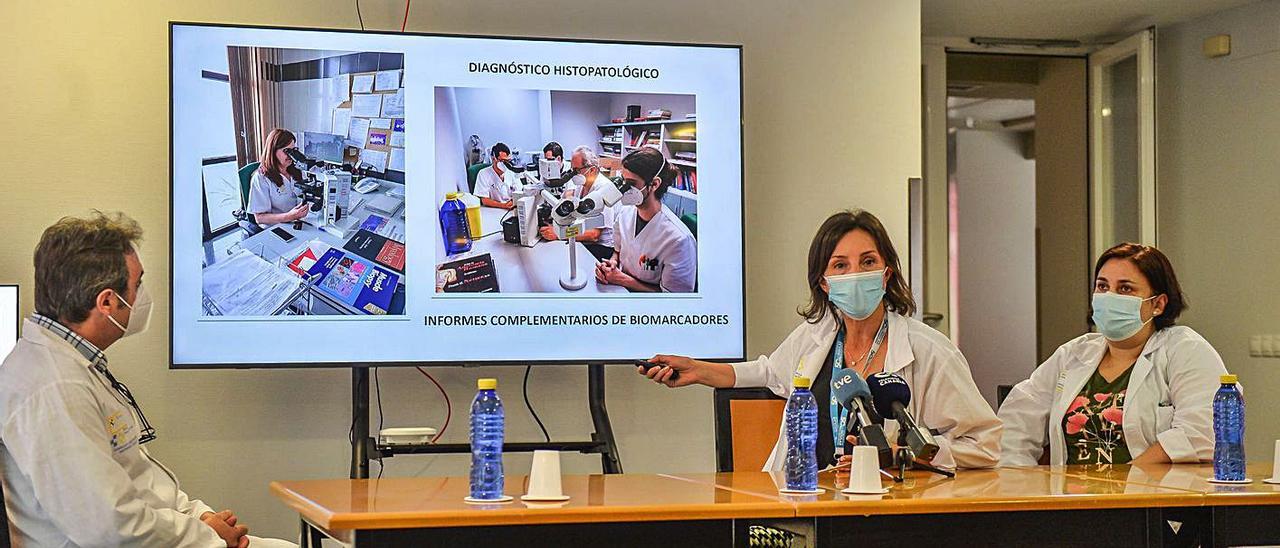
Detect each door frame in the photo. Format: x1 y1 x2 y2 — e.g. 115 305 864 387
1087 29 1157 258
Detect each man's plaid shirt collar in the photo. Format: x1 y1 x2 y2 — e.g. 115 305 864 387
30 313 109 373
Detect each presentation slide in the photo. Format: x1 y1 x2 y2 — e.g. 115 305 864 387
171 23 743 366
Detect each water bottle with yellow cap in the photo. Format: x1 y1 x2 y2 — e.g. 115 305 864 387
1213 373 1246 481
470 378 506 500
783 375 818 491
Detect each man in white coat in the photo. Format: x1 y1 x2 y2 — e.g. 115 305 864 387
0 212 294 547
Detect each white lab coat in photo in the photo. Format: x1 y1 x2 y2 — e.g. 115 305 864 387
612 204 697 292
733 312 1003 472
247 169 301 218
0 320 296 547
570 172 616 249
473 164 517 203
997 326 1227 467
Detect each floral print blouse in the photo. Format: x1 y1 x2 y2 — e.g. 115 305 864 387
1062 366 1135 464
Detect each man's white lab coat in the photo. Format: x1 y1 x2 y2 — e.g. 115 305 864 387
0 319 227 547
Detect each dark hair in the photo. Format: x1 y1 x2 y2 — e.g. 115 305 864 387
799 209 915 323
258 128 303 187
491 142 510 160
35 211 144 324
620 147 677 200
543 141 563 159
1090 243 1186 330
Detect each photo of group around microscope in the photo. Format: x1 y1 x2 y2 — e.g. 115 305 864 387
435 87 700 294
199 46 408 317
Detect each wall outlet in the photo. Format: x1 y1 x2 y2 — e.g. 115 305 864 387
1250 335 1280 358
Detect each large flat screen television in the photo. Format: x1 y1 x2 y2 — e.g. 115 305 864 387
171 22 743 367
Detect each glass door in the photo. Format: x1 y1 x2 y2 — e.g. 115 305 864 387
1089 29 1156 258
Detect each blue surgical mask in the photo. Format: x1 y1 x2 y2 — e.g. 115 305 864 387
1092 292 1158 341
825 269 885 320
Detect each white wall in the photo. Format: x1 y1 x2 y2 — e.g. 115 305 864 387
952 130 1037 407
608 92 697 120
1157 0 1280 458
435 87 467 200
0 0 921 539
454 87 546 161
550 90 614 157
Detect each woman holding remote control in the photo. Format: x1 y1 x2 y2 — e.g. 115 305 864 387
640 209 1001 471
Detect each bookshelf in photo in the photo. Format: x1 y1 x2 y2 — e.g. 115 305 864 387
597 118 697 201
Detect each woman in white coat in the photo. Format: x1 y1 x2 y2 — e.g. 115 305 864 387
641 210 1001 471
595 147 697 293
998 243 1227 466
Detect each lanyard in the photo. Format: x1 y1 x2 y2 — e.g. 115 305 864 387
830 316 889 454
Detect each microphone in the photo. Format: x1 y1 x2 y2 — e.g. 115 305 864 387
868 372 940 463
831 368 894 468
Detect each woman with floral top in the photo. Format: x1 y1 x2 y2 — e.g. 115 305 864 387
997 243 1227 466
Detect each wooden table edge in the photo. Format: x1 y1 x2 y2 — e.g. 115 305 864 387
792 493 1208 517
270 481 339 529
319 502 796 530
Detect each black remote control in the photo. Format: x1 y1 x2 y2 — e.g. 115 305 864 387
634 360 679 380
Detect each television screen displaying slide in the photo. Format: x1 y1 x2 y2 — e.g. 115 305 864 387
171 23 743 367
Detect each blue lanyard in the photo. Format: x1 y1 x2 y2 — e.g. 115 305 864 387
830 316 889 454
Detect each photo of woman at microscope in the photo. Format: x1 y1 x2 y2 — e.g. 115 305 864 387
200 45 408 317
434 87 699 294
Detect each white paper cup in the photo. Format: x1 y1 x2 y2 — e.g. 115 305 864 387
527 450 564 498
849 445 883 493
1271 440 1280 478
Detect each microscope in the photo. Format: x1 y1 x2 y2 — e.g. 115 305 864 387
541 174 641 290
286 148 374 239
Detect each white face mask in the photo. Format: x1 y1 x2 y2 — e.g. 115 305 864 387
620 184 645 206
106 283 152 338
569 174 587 188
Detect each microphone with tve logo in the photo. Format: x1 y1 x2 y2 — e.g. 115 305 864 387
868 372 940 463
832 368 894 468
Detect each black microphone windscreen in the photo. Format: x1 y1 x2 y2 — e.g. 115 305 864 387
868 372 911 419
831 368 872 408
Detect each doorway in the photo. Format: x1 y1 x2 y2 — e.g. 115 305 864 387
918 31 1157 408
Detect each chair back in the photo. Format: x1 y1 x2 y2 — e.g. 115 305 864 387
713 388 785 473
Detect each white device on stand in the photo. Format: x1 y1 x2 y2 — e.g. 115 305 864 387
314 170 356 239
512 186 546 247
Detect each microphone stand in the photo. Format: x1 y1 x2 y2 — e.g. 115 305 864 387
892 431 955 481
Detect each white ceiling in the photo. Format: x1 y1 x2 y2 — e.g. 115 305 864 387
923 0 1259 41
948 98 1034 124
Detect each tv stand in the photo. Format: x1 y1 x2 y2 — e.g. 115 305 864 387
348 363 622 479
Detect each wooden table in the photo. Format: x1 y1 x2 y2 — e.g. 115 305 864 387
271 464 1280 547
271 473 791 546
1044 462 1280 546
674 468 1207 546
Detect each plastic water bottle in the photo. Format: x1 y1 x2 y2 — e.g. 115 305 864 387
469 378 505 500
784 376 818 491
440 192 472 255
1213 374 1246 481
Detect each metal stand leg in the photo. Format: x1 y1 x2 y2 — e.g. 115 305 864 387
351 366 370 480
300 518 324 548
588 363 623 473
560 235 588 290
